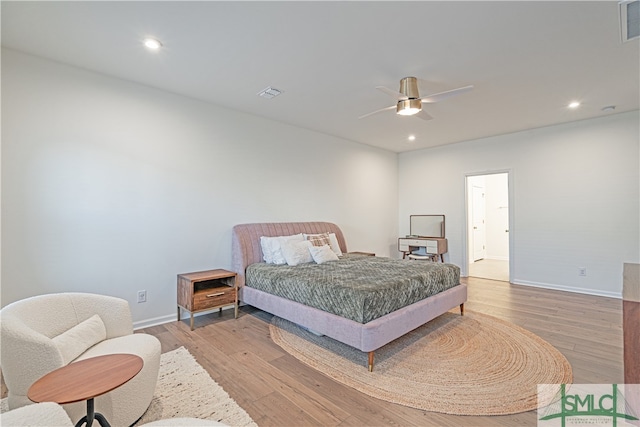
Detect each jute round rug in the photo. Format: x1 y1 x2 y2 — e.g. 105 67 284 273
270 310 572 416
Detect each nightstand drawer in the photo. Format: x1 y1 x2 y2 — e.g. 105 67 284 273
193 287 236 311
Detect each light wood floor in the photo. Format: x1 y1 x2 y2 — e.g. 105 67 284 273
140 277 624 427
1 277 623 426
468 259 510 282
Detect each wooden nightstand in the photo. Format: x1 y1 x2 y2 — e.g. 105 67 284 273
348 251 375 256
177 269 237 330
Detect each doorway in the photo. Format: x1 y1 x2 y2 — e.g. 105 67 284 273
466 172 510 282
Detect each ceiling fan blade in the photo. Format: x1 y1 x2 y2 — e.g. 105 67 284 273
358 105 396 119
415 110 433 121
376 86 408 100
420 85 474 103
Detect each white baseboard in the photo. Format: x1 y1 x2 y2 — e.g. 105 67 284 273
511 279 622 299
133 314 176 330
133 305 236 331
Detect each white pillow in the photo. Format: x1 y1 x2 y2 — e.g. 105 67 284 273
328 233 343 256
260 236 275 263
310 244 340 264
281 240 313 266
52 314 106 364
260 234 304 264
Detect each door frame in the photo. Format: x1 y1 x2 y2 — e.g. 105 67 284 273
462 169 514 282
470 180 487 262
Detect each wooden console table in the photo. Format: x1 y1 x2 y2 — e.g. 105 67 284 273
398 237 448 262
28 353 143 427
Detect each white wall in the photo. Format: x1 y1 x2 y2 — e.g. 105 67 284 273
1 49 399 326
2 48 637 326
399 111 640 298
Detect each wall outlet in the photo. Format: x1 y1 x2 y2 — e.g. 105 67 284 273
578 267 587 277
137 290 147 303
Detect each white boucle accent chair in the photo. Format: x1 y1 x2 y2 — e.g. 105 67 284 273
0 402 74 427
0 402 227 426
0 293 161 426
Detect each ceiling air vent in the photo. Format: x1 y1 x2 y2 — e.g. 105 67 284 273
257 86 283 99
620 0 640 42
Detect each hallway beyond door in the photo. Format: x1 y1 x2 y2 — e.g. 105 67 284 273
468 259 509 282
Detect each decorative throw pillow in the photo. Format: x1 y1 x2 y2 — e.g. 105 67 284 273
281 240 314 266
309 244 340 264
305 232 331 247
303 232 343 255
52 314 107 364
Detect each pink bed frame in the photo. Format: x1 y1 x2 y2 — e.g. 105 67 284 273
231 221 467 371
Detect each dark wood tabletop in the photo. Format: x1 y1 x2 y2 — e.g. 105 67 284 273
28 353 143 405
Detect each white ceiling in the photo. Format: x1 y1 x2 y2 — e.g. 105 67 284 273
2 1 638 153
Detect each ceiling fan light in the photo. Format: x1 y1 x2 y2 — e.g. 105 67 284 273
397 99 422 116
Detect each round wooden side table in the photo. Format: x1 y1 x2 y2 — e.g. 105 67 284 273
28 353 143 427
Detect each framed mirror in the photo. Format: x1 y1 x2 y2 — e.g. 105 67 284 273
410 215 445 238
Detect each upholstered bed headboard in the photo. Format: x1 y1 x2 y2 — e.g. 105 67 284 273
231 222 348 287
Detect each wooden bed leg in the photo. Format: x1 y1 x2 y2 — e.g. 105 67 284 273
460 303 465 316
368 351 375 372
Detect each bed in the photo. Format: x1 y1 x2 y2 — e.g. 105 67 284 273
231 221 467 371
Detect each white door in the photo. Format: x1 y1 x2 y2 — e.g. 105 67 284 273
472 185 486 261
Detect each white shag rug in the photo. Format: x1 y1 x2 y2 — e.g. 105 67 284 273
137 346 256 426
2 347 257 427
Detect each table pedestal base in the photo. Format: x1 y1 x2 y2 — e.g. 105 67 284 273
75 398 110 427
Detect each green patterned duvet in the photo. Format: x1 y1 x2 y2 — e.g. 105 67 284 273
245 254 460 323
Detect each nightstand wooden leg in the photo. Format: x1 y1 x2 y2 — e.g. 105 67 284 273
190 313 194 331
177 306 180 322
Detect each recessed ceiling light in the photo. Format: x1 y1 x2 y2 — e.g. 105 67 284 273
408 135 416 142
568 101 581 109
143 38 162 50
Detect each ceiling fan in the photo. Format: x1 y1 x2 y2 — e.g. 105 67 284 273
359 77 473 121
